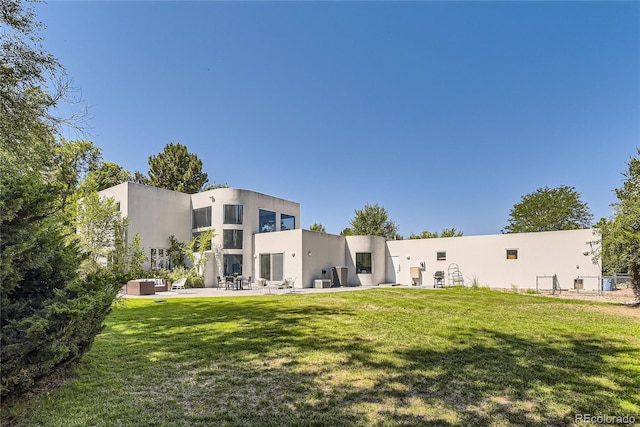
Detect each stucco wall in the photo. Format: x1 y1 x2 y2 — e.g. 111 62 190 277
345 236 388 286
192 188 301 282
301 231 346 288
99 182 191 270
252 229 302 285
385 229 600 290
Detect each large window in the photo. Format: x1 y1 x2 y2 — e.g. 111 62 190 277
223 229 243 249
259 209 276 232
223 254 243 276
224 204 243 224
356 252 372 274
259 253 283 281
192 206 211 229
281 213 295 231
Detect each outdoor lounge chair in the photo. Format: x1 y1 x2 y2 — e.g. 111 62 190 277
285 277 296 293
171 277 187 292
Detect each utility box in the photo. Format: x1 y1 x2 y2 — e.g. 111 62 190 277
314 279 332 289
332 266 348 287
410 267 421 286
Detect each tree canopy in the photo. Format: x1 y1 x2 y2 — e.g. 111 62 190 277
85 161 132 192
502 185 593 233
309 222 326 233
138 142 209 194
0 1 128 398
409 228 463 239
349 203 399 239
604 149 640 299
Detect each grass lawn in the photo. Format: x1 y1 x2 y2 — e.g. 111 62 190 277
3 288 640 426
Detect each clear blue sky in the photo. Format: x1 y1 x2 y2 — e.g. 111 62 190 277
36 1 639 236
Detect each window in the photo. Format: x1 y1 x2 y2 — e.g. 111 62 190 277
192 206 212 229
281 213 295 231
260 254 270 280
506 249 518 260
437 251 447 261
224 204 243 224
223 229 243 249
150 248 170 270
260 253 283 281
259 209 276 232
356 252 372 274
223 254 243 276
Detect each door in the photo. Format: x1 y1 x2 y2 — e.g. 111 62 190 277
386 256 400 283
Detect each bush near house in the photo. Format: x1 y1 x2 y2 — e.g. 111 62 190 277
0 173 125 398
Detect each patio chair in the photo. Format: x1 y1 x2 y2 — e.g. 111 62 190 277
171 277 187 292
242 276 252 290
285 277 296 293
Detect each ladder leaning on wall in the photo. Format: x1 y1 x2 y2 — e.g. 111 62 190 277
448 263 465 287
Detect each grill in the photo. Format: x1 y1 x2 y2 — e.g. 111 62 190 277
433 271 445 288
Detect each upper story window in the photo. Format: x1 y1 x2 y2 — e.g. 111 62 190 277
224 204 243 224
192 206 212 229
437 251 446 261
281 213 295 231
259 209 276 232
223 229 243 249
506 249 518 260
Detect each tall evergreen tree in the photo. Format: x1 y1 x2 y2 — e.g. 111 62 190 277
143 142 209 194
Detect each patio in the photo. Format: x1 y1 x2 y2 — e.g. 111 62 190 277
118 284 404 299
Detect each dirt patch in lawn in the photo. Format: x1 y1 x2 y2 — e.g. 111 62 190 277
537 287 640 318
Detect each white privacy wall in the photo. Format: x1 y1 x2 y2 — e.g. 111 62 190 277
385 229 600 290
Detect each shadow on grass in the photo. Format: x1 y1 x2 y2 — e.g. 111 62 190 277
16 292 640 426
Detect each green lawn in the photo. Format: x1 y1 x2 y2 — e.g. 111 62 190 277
4 288 640 426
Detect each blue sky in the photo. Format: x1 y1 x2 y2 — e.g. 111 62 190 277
36 1 638 236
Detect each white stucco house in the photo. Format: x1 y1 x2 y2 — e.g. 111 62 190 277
99 182 602 291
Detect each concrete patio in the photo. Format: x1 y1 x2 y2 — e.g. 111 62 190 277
118 284 421 299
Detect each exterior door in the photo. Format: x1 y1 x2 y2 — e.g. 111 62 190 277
386 256 400 283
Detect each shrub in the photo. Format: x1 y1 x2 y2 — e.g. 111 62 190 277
189 276 204 288
1 272 122 398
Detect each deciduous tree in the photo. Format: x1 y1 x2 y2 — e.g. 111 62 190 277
408 228 463 239
607 149 640 300
84 161 132 192
1 1 120 397
502 185 593 233
349 203 399 239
